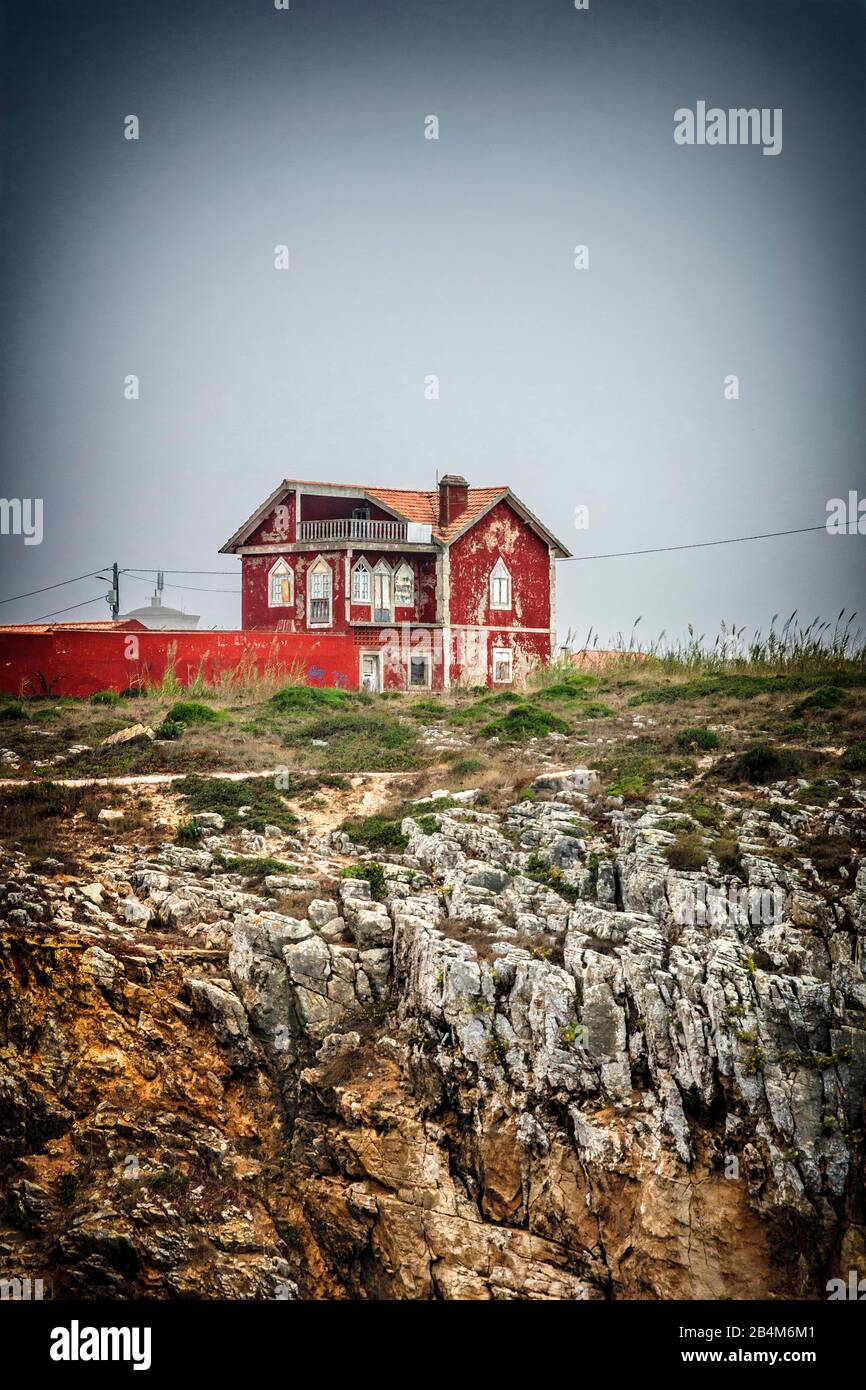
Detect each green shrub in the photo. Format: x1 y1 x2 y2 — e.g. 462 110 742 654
407 698 446 719
0 702 25 721
270 685 359 714
712 836 742 876
607 774 646 800
175 774 304 832
90 689 121 706
727 743 803 783
685 797 722 829
341 860 387 901
283 711 422 771
675 726 721 751
480 704 570 741
794 685 846 711
666 832 709 872
339 814 409 851
156 719 184 740
449 756 485 776
524 853 580 903
538 675 596 699
793 779 840 806
164 701 222 726
840 740 866 772
448 691 522 725
214 853 298 884
174 818 205 845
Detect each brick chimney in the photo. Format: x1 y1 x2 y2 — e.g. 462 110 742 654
438 474 469 530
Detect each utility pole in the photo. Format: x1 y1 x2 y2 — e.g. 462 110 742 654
110 562 119 619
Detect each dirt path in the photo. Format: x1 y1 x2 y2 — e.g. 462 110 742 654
0 766 433 837
0 768 420 792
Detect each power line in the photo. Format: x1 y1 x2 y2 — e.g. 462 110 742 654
130 567 239 576
562 524 828 562
0 569 108 606
123 572 239 595
26 596 106 623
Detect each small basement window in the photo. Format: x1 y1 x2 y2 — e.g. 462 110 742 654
492 646 513 684
409 654 431 688
268 558 293 607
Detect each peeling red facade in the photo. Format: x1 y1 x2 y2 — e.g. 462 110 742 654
0 476 570 699
222 475 570 691
0 628 357 700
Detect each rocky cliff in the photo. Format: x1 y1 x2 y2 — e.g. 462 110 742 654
1 768 864 1299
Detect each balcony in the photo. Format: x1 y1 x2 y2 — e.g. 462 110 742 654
308 597 331 625
297 518 432 544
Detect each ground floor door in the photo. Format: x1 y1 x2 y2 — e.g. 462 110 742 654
360 652 381 692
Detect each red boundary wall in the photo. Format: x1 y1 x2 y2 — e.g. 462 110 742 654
0 629 359 699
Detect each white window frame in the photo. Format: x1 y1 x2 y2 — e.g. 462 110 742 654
490 558 512 610
372 558 392 622
306 555 332 628
492 646 513 684
408 652 432 689
394 561 414 609
268 558 294 608
351 557 372 604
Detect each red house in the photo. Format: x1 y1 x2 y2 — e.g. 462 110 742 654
220 475 570 692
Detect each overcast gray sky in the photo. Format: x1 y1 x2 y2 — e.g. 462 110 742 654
1 0 864 644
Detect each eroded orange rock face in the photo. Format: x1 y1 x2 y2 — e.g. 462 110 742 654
1 761 863 1302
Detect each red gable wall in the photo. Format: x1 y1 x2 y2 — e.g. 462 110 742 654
447 498 551 629
247 490 296 546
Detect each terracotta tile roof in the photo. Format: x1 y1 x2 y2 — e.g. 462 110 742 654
221 479 571 555
0 620 148 634
365 486 508 542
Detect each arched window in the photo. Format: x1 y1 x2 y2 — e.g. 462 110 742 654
351 557 371 603
372 559 392 622
394 562 414 608
490 558 512 610
307 556 332 627
268 558 293 608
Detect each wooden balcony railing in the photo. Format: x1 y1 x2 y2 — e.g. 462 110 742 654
298 518 408 543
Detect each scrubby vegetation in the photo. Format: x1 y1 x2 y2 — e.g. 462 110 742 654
0 781 152 870
163 701 223 727
174 775 302 833
89 690 122 707
283 711 424 771
0 613 863 807
675 727 721 751
840 741 866 772
270 685 365 715
340 860 387 900
665 832 710 873
480 703 570 741
725 743 806 784
339 814 409 852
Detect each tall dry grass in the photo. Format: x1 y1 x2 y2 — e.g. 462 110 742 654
557 611 865 679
